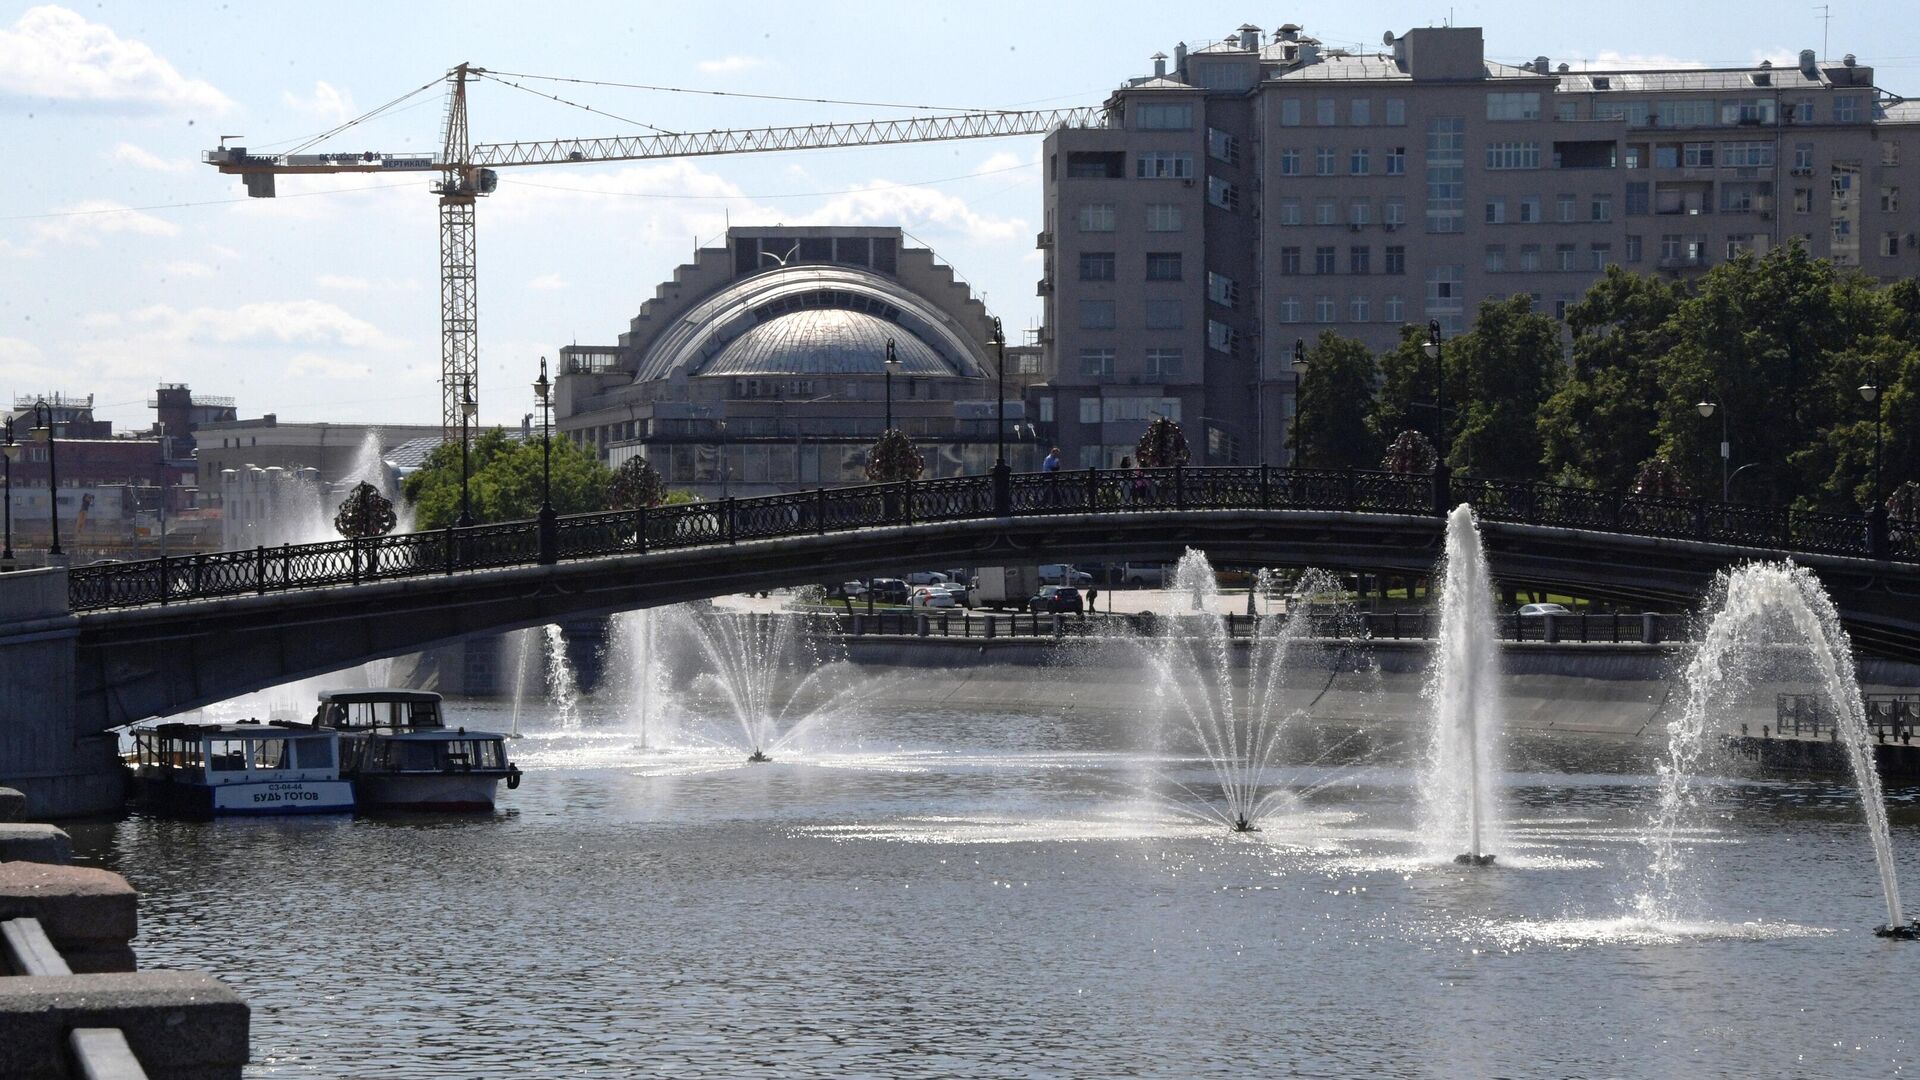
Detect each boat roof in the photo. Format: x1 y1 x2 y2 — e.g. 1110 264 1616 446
142 721 335 740
363 727 509 741
316 688 443 704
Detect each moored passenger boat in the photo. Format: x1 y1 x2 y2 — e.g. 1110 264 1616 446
125 721 355 816
313 689 521 811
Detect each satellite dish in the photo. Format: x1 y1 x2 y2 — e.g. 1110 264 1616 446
1382 30 1395 45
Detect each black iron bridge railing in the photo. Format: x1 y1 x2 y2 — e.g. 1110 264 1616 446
66 465 1919 613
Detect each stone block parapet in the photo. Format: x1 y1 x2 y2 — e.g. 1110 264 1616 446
0 823 73 865
0 971 249 1079
0 862 137 974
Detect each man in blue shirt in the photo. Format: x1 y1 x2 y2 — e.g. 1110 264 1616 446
1042 447 1061 473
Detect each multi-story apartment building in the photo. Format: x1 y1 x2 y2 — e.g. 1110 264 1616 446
1039 23 1920 468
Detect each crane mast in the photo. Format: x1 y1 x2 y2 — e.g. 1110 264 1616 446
203 65 1103 432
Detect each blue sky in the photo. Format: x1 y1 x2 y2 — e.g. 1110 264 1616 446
3 0 1915 430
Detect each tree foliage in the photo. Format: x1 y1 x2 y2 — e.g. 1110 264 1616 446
1539 266 1687 489
333 481 396 539
1135 416 1191 468
1446 295 1563 478
403 428 612 529
865 428 924 482
1292 331 1379 469
606 456 667 510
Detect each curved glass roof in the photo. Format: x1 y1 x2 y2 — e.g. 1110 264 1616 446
703 308 956 377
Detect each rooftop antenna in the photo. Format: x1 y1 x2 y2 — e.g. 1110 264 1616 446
1818 4 1830 60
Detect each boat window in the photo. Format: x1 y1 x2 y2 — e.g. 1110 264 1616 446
400 742 440 770
293 738 335 770
206 740 250 772
408 701 442 727
250 739 290 770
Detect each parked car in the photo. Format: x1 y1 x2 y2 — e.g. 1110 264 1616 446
1028 585 1085 614
829 581 867 600
1517 603 1572 618
1038 563 1093 588
909 586 957 609
905 570 950 586
937 581 972 607
867 578 911 604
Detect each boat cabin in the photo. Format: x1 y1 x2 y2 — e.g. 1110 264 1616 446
125 721 354 815
313 689 445 731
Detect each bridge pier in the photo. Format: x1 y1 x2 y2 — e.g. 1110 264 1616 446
0 570 122 819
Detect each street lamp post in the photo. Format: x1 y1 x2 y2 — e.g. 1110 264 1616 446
533 357 558 565
1290 338 1308 467
31 399 61 558
1695 394 1730 501
2 418 17 568
456 378 477 527
883 337 900 433
1421 322 1450 513
1861 364 1888 554
990 318 1011 516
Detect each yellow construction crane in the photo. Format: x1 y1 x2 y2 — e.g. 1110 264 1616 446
205 63 1102 435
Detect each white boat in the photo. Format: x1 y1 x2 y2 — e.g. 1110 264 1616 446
125 721 355 816
313 689 521 811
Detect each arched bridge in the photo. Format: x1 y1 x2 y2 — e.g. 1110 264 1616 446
63 466 1920 729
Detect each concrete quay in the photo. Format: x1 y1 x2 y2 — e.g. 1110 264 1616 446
0 786 249 1079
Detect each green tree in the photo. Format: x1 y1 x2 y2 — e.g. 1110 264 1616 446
1291 331 1379 469
403 428 612 528
1538 266 1687 489
1448 295 1564 479
1367 323 1440 452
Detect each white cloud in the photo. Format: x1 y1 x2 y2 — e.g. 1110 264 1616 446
35 200 181 244
1584 50 1708 70
697 55 763 75
157 260 214 278
527 273 568 291
110 142 187 172
120 300 402 351
282 80 356 124
0 5 231 112
785 182 1027 242
0 337 55 383
316 273 371 291
286 352 376 380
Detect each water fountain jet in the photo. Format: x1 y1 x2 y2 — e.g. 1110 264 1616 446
1419 505 1503 867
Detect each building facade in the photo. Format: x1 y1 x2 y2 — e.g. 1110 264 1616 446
554 226 1035 498
1040 23 1920 468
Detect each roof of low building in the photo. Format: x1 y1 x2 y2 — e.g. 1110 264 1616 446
702 307 959 378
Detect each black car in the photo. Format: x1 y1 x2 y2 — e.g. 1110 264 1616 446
1028 585 1085 614
867 578 911 604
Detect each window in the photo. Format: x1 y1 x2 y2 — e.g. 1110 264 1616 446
1425 264 1464 329
1518 195 1542 223
1314 246 1337 274
1591 194 1613 222
1279 246 1302 275
1426 117 1465 233
1386 147 1406 175
1067 151 1125 178
1349 246 1371 274
1208 319 1237 352
1384 245 1406 274
1485 244 1506 272
1835 95 1861 123
1725 235 1754 259
1557 193 1577 222
1349 199 1371 225
1556 243 1577 271
1682 142 1714 168
1485 197 1507 224
1146 203 1184 231
1351 295 1372 321
1384 198 1407 226
1206 272 1238 307
1079 397 1100 424
1281 99 1302 126
1077 203 1115 232
1384 294 1405 321
1078 300 1116 329
1718 98 1775 125
1207 176 1239 210
1883 233 1902 258
1315 297 1335 323
1884 142 1901 167
1316 147 1337 175
1144 300 1184 329
1350 147 1371 175
1485 141 1542 169
1623 101 1651 127
1654 145 1678 169
1315 198 1337 225
1078 348 1116 377
1487 92 1541 120
1882 186 1900 213
1145 252 1182 281
1078 252 1115 280
1136 152 1195 179
1625 234 1643 262
1793 187 1813 213
1624 145 1642 169
1657 99 1713 127
1317 98 1336 125
1145 348 1185 377
1626 182 1650 216
1280 148 1301 175
1794 143 1815 172
1721 141 1773 167
1208 127 1239 163
1660 233 1683 261
1278 198 1302 226
1555 101 1579 121
1280 296 1301 322
1385 98 1406 125
1589 242 1612 270
1135 103 1194 130
1518 244 1541 271
1038 396 1055 423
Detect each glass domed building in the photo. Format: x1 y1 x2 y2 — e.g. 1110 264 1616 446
553 227 1042 497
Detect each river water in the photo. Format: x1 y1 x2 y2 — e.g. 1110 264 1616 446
68 695 1920 1079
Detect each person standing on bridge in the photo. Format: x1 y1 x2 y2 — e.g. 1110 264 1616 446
1043 447 1061 473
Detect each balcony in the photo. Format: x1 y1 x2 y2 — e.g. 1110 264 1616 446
1036 279 1054 296
1035 231 1053 249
